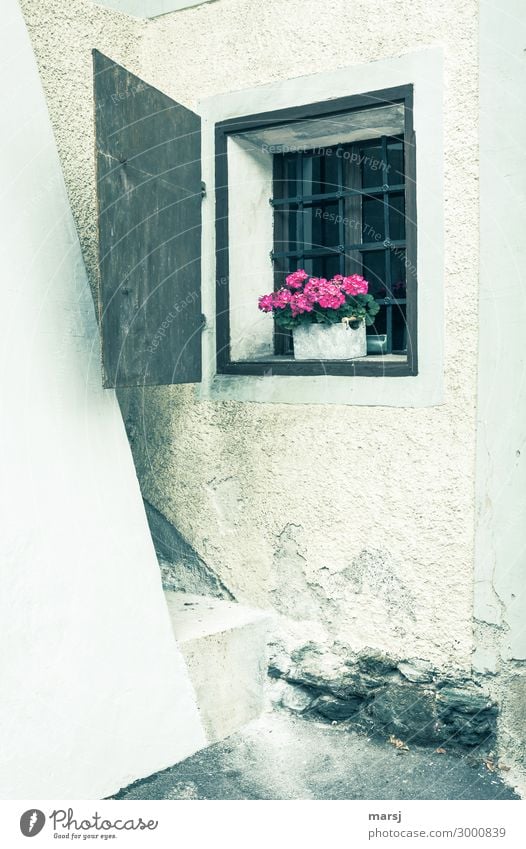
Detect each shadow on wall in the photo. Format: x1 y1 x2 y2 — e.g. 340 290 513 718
143 499 235 600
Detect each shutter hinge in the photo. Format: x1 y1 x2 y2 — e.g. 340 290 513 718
201 181 206 199
200 313 207 330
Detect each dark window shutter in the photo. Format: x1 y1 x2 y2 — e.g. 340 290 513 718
93 50 202 387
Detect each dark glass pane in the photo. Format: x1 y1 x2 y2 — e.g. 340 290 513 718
368 304 387 335
388 192 405 241
387 138 404 185
343 249 362 277
360 143 384 188
303 201 339 250
284 155 297 198
392 303 407 353
302 149 340 196
362 195 385 242
302 154 320 196
274 204 299 252
316 253 341 279
276 327 294 356
323 149 340 192
303 257 314 276
362 249 386 296
390 249 407 298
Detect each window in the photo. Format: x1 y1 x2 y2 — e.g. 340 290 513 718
215 86 417 377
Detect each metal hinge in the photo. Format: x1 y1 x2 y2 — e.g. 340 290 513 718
201 181 206 199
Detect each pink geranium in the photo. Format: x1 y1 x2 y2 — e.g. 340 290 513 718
285 269 309 289
258 293 275 312
290 292 314 316
257 269 376 329
272 287 293 308
341 274 368 296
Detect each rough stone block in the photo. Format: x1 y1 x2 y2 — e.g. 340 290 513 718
312 694 364 721
368 686 438 744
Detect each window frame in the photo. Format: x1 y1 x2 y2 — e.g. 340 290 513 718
215 84 417 378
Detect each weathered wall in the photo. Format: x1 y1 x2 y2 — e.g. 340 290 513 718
474 0 526 783
20 0 480 671
1 0 205 799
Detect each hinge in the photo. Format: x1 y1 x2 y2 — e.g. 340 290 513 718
201 181 206 199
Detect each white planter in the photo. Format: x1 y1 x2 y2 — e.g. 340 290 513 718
292 321 367 360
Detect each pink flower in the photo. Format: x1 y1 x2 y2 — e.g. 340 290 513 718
318 292 345 309
258 293 275 312
341 274 368 296
285 269 309 289
258 272 371 318
290 293 314 316
313 278 346 309
303 277 346 309
272 287 293 308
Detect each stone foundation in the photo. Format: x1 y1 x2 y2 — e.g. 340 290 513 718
269 642 498 750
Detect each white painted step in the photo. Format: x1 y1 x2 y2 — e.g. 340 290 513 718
165 592 272 744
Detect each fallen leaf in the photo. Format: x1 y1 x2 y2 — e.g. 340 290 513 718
435 747 447 754
388 734 409 751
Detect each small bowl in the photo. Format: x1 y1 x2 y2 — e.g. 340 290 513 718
367 334 388 355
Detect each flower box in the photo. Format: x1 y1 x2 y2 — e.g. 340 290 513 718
293 320 366 360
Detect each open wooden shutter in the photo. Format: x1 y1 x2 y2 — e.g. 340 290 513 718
93 51 202 387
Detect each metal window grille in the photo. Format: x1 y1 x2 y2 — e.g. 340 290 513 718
271 136 407 355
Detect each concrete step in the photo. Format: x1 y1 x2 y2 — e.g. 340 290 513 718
164 592 272 744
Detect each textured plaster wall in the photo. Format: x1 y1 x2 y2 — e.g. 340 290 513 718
20 0 480 669
19 0 143 304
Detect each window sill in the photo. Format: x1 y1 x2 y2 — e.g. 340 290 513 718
218 353 413 378
196 360 444 407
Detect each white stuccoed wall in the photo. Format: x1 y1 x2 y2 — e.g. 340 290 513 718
475 0 526 664
0 0 205 799
474 0 526 780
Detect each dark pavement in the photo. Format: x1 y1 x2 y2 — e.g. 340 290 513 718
113 713 520 801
